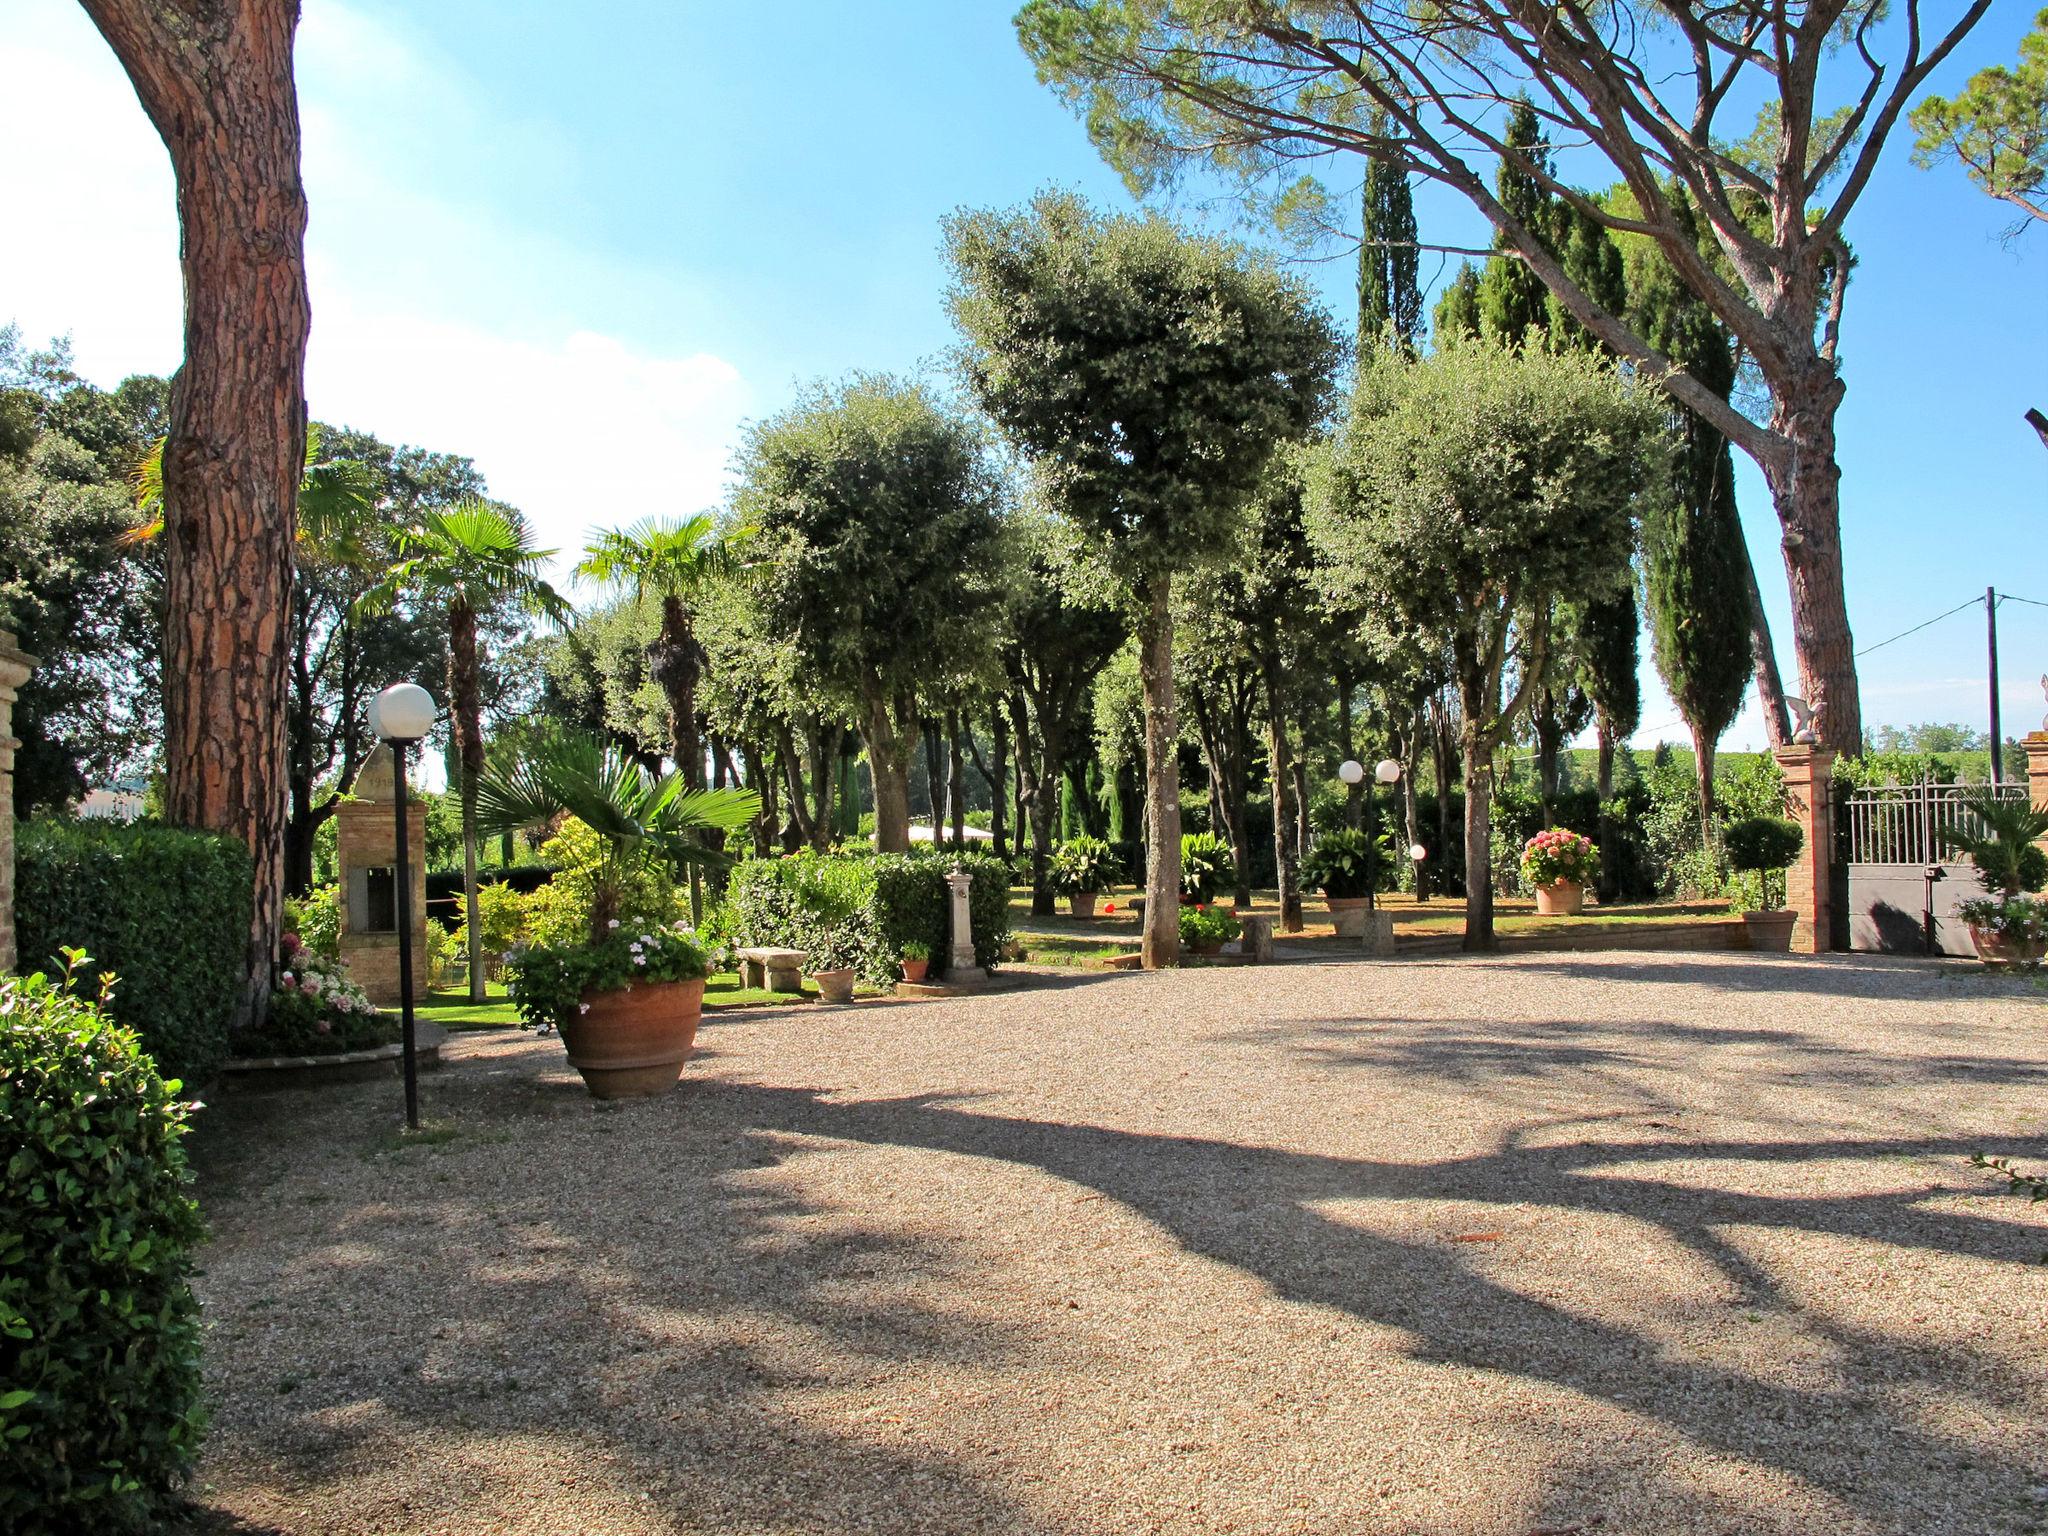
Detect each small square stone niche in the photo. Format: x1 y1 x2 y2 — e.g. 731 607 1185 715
335 745 430 1006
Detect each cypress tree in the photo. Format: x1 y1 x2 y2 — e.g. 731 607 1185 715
1632 197 1752 844
1576 591 1641 900
1433 263 1482 342
1477 100 1555 347
1357 113 1422 356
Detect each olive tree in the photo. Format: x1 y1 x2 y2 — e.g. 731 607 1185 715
945 192 1340 966
736 376 1004 853
1307 345 1668 949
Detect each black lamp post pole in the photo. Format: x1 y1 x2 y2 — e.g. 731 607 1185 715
390 737 420 1131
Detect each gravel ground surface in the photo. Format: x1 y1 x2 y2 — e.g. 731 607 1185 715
182 951 2048 1536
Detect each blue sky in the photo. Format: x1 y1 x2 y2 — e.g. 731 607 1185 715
4 1 2043 751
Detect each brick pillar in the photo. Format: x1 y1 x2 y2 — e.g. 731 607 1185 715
0 631 39 973
1774 744 1837 954
2024 734 2048 862
334 746 430 1005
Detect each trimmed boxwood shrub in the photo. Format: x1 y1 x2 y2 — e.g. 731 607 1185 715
727 850 1010 985
0 957 207 1533
15 820 251 1084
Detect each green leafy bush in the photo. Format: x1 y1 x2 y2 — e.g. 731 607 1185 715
282 882 342 959
1938 795 2048 897
1178 903 1242 949
14 820 252 1083
1049 835 1122 896
1722 817 1804 910
453 879 528 960
0 955 206 1533
726 850 1010 985
234 937 394 1057
503 923 712 1032
1178 831 1234 903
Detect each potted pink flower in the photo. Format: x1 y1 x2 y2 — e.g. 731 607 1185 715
1520 829 1598 916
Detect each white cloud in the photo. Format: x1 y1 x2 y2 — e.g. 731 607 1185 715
1 0 749 574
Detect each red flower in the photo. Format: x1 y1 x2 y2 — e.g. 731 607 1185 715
1103 902 1116 913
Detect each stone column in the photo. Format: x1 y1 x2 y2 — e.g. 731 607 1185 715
0 632 37 974
1773 744 1837 955
335 745 430 1005
944 868 986 985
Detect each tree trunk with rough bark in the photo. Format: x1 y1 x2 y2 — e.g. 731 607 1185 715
946 709 966 848
862 692 913 852
83 0 311 1026
1457 666 1498 951
1262 658 1302 932
446 601 489 1001
1137 574 1181 968
652 594 703 790
989 710 1010 859
1742 554 1793 749
1595 724 1620 904
1766 370 1860 752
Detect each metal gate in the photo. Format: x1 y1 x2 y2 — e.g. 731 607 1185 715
1842 781 2024 955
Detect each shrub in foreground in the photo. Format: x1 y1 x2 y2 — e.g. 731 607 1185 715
14 819 251 1083
0 956 206 1533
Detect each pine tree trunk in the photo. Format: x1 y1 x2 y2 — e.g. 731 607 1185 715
1137 573 1181 968
1742 554 1794 749
1263 659 1302 932
83 0 310 1026
1766 372 1862 753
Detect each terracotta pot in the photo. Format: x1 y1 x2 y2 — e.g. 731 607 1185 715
559 977 704 1100
1742 909 1797 952
1190 941 1223 957
814 967 857 1004
1969 924 2048 969
1068 892 1099 920
900 957 930 983
1534 881 1585 916
1325 894 1368 938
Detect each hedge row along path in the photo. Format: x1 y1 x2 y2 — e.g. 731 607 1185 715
178 952 2044 1535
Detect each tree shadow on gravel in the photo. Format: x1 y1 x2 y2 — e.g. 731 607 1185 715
718 1082 2048 1536
182 1068 1082 1536
1468 951 2037 1002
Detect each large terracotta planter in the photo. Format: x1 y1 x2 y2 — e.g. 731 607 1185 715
1325 894 1368 938
1534 881 1585 916
560 978 704 1100
900 957 930 983
1068 893 1099 920
1970 925 2048 969
814 967 857 1004
1743 910 1797 952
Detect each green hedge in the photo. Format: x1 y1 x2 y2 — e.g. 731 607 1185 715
0 962 207 1533
15 820 252 1083
726 849 1010 985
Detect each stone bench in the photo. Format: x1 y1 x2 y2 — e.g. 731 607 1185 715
736 946 807 993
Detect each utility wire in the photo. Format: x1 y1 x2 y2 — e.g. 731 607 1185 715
1854 595 1982 658
1997 592 2048 611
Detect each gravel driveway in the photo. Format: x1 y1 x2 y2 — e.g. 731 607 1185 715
183 952 2048 1536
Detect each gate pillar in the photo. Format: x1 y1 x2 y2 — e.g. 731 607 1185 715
2025 733 2048 819
1774 744 1837 954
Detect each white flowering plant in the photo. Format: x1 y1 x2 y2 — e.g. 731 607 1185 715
501 921 713 1033
235 933 393 1056
1957 894 2048 948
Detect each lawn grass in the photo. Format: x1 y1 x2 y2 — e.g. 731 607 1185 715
417 971 864 1031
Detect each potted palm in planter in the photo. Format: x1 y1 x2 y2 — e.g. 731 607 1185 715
1940 795 2048 968
1300 827 1378 936
1050 835 1121 919
479 731 759 1099
1723 816 1804 951
1179 831 1234 907
1520 829 1599 915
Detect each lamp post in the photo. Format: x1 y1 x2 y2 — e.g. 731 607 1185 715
368 681 435 1131
1339 758 1405 911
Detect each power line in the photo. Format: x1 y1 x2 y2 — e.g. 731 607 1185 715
1997 592 2048 612
1855 595 1982 658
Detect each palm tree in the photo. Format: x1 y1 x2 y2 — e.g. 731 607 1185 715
360 500 571 1000
1940 794 2048 898
128 423 377 550
575 513 749 791
475 730 759 944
